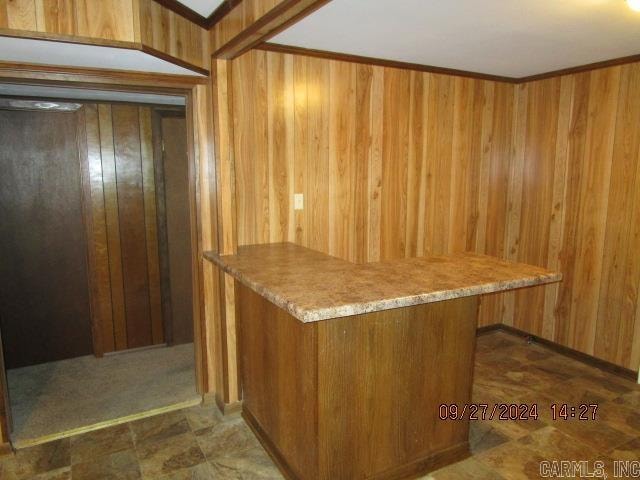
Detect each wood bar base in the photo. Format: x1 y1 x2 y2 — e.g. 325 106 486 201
244 408 470 480
236 282 479 480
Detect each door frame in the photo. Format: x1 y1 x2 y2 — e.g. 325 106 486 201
0 62 216 449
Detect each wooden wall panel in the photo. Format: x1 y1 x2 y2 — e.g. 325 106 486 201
83 103 166 353
83 104 116 354
139 0 210 71
0 0 135 40
112 105 154 348
0 0 209 72
75 0 135 41
35 0 76 35
140 107 164 344
98 104 128 350
506 64 640 370
231 50 515 325
0 109 93 368
230 51 640 371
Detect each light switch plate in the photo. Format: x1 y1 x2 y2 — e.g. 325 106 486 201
294 193 304 211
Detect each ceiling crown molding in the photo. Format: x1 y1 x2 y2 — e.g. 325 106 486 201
152 0 241 29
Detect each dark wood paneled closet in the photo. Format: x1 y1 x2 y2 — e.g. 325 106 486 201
0 109 93 368
0 102 192 367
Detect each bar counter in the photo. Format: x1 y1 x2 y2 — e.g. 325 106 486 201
205 243 561 480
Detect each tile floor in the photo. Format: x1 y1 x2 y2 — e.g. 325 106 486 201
1 331 638 479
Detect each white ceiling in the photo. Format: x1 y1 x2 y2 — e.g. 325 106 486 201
0 36 204 77
0 84 185 105
175 0 225 17
272 0 640 78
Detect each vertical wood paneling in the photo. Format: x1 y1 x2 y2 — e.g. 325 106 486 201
380 67 410 260
112 105 152 348
232 50 514 325
140 107 164 345
231 50 640 370
507 66 640 370
0 0 210 72
4 0 37 30
328 60 357 261
513 78 560 336
594 64 640 365
567 68 619 354
35 0 75 34
97 104 127 351
75 0 135 41
139 0 210 71
405 71 427 258
82 104 114 354
293 55 308 246
306 56 330 254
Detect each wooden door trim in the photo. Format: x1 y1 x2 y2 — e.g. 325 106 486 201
0 64 211 449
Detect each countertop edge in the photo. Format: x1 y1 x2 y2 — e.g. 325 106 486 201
204 251 562 323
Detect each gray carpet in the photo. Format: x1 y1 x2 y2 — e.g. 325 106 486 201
7 343 200 445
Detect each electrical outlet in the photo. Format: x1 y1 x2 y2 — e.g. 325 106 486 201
294 193 304 211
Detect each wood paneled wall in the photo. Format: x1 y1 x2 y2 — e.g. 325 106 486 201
231 50 515 326
503 64 640 371
0 0 138 41
229 51 640 371
0 0 210 72
138 0 210 71
81 103 164 354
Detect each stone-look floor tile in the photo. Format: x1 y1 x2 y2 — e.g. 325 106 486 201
425 457 505 479
553 415 634 454
475 332 522 356
537 377 615 407
590 400 640 437
196 419 260 460
469 422 509 454
531 353 597 376
154 461 219 479
614 390 640 410
71 449 140 480
130 411 191 446
604 437 640 460
0 438 70 480
481 341 553 365
519 426 598 460
183 405 221 432
210 447 283 479
30 467 71 480
70 423 134 464
475 440 547 480
136 431 206 478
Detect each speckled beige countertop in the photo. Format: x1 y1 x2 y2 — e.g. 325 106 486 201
204 243 561 323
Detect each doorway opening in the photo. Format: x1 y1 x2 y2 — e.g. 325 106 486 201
0 93 200 447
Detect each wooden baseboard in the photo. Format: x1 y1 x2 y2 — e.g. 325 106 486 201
476 324 502 336
243 407 469 480
368 442 470 480
477 324 638 381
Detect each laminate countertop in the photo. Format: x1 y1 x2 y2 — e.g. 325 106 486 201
204 243 561 323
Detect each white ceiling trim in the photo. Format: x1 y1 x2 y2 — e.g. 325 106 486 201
272 0 640 78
